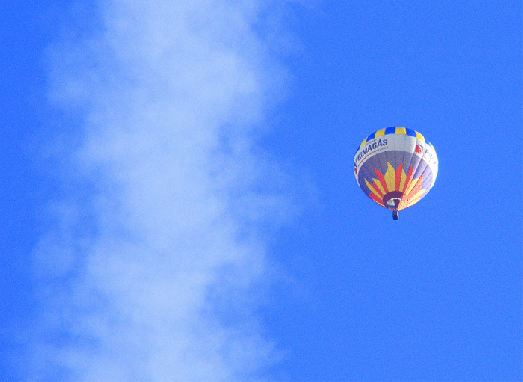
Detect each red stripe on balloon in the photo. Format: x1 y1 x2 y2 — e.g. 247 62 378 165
374 168 388 194
402 165 414 193
395 162 403 192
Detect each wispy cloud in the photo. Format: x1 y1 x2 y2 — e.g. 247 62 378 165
31 1 293 380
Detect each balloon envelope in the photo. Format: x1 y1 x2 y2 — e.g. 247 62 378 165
354 127 438 213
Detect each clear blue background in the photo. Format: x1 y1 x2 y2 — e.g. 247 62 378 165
1 1 521 380
265 2 522 380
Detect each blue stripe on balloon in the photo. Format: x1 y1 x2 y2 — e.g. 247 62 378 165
405 128 416 137
385 126 396 135
355 127 434 155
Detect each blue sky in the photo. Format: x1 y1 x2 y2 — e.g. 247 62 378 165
1 1 521 381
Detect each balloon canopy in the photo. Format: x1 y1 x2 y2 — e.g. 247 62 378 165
354 127 438 219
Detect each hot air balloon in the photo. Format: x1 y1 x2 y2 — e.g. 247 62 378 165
354 127 438 220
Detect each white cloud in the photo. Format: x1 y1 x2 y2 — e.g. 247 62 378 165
32 0 294 380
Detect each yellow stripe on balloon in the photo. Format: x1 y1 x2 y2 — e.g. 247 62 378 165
374 128 386 138
384 163 396 192
366 179 383 197
404 176 420 196
398 167 407 192
402 190 424 209
375 178 387 195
